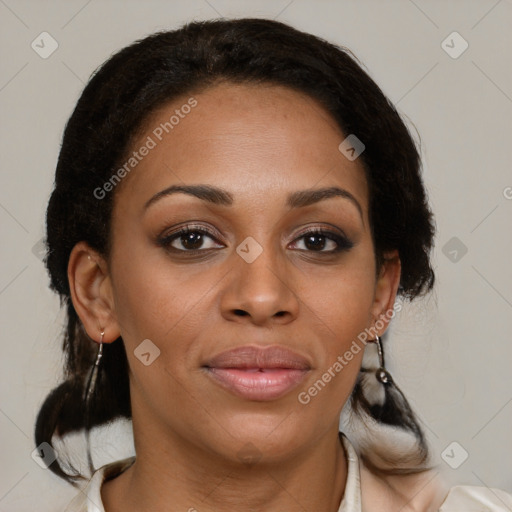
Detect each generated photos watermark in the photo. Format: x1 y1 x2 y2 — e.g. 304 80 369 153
93 97 198 200
297 302 402 405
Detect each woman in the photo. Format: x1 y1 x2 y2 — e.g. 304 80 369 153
35 18 511 512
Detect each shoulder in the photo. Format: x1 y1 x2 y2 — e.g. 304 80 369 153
359 463 512 512
62 456 135 512
340 433 449 511
439 484 512 511
359 463 449 511
341 432 512 512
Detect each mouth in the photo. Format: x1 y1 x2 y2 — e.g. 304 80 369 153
202 346 311 401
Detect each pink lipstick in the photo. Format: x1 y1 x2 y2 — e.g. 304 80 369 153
203 346 311 401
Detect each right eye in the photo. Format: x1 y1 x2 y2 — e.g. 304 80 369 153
158 225 225 252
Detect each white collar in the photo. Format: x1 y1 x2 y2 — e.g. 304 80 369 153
338 433 362 511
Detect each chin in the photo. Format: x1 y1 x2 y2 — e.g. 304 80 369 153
207 408 312 463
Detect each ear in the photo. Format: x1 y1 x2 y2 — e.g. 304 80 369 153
370 249 401 336
67 241 121 343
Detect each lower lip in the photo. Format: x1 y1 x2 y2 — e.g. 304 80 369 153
205 367 309 401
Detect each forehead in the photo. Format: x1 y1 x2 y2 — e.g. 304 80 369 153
114 82 369 216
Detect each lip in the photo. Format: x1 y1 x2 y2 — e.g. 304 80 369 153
203 346 311 401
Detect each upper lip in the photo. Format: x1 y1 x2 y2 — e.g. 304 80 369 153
203 345 311 370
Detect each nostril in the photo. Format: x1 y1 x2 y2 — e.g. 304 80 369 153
234 309 248 316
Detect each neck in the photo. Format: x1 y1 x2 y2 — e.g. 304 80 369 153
102 419 348 512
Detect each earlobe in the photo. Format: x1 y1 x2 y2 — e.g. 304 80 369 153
67 241 120 343
371 250 401 336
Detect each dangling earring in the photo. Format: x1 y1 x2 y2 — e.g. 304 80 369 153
372 335 393 385
83 329 104 403
83 329 104 477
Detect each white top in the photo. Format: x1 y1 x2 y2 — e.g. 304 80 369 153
63 434 512 512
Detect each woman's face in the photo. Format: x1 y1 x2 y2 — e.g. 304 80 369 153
83 82 399 463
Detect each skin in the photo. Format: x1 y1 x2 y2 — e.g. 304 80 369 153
68 82 401 512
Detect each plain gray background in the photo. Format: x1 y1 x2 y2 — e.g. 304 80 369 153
1 1 511 510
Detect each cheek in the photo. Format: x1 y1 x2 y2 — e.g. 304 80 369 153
111 256 209 347
302 251 377 343
109 241 228 392
108 255 207 415
296 282 371 420
295 251 376 406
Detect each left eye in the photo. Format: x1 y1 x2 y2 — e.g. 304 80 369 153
290 229 353 253
158 226 353 253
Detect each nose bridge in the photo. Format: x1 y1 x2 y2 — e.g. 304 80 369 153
221 231 299 323
232 204 282 275
236 232 287 296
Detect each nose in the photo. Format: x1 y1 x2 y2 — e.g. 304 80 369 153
219 243 300 327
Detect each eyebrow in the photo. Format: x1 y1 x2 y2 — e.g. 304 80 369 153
144 184 363 220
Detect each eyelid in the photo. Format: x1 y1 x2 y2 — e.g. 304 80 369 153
157 223 224 248
292 223 349 240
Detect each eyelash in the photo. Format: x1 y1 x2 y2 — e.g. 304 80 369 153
157 224 354 255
